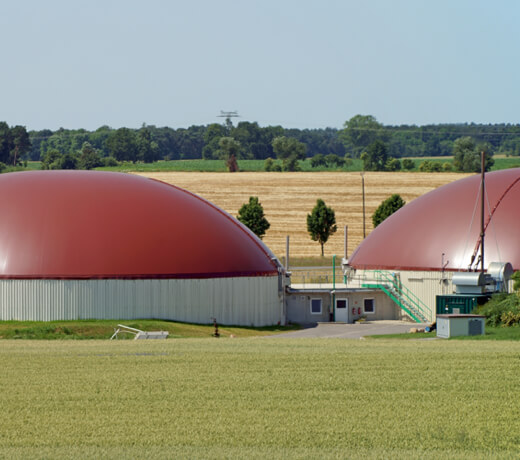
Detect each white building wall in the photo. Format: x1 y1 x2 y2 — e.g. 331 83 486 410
347 270 455 323
0 276 283 326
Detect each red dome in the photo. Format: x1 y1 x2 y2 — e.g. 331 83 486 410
348 168 520 271
0 171 277 279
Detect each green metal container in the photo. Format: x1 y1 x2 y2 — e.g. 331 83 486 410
436 294 490 315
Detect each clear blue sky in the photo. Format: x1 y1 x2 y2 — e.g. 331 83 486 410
1 0 519 131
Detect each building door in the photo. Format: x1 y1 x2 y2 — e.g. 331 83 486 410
335 298 348 322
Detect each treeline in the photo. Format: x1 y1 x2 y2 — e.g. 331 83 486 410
1 115 520 169
28 122 345 164
339 115 520 158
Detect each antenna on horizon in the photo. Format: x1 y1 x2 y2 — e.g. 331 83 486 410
217 110 240 119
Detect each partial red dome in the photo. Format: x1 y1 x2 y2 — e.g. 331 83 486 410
0 171 277 279
348 168 520 271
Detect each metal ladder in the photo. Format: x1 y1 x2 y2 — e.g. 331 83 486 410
362 270 430 323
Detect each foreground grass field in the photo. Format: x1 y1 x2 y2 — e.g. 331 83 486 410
2 339 519 459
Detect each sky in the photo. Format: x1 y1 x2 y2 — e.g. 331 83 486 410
1 0 519 131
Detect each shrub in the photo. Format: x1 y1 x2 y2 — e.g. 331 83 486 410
385 158 401 171
102 156 119 167
372 194 406 228
418 160 442 172
475 293 520 326
402 159 415 170
310 154 326 168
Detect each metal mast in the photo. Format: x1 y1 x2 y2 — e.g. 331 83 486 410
480 151 485 273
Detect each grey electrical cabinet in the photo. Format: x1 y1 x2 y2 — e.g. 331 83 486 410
436 314 486 338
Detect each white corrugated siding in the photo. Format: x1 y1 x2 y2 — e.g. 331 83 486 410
0 276 282 326
348 270 455 323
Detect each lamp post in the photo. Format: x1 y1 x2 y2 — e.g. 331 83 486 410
360 172 366 238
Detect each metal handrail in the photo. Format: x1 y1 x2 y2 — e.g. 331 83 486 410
373 270 430 321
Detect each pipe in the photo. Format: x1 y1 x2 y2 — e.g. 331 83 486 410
480 151 485 274
332 254 336 321
361 173 366 238
285 235 290 272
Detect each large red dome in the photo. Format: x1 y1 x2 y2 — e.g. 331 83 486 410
0 171 278 279
348 168 520 271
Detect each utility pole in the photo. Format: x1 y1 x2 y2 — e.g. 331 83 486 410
360 172 366 238
217 111 240 129
480 151 485 274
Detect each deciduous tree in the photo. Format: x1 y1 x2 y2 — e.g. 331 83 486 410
372 194 406 228
237 196 270 239
272 136 306 171
340 114 387 158
307 199 337 256
453 136 494 172
361 140 389 171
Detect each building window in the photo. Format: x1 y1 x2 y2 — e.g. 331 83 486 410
310 298 322 315
364 298 375 314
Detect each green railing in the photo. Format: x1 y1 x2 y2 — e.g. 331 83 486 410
362 270 430 323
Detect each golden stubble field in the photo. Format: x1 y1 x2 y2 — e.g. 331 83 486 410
137 171 472 259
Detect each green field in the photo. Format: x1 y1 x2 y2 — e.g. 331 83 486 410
0 320 298 340
2 338 519 458
18 156 520 173
96 158 365 173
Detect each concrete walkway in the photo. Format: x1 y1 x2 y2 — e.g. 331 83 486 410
269 321 429 339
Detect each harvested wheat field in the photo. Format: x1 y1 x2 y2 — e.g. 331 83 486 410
137 172 471 259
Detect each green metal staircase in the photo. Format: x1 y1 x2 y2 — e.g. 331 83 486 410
362 270 430 323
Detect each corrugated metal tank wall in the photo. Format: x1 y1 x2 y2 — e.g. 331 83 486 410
397 271 453 323
0 276 282 326
347 270 454 323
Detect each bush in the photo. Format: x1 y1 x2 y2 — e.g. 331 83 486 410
264 157 274 171
372 194 406 228
102 156 119 167
385 158 401 171
475 293 520 326
402 159 415 170
418 160 442 172
310 154 325 168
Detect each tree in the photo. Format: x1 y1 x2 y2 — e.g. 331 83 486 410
453 136 494 172
272 136 306 171
310 153 326 168
217 137 241 171
339 114 387 157
10 125 31 165
372 194 406 228
59 153 78 170
78 142 103 170
136 126 160 163
40 149 63 169
106 128 138 162
385 157 401 171
418 160 442 172
361 140 389 171
324 153 344 168
0 123 31 165
402 158 415 170
202 123 228 159
237 196 270 239
307 199 337 256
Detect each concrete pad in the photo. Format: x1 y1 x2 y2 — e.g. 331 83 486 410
269 321 430 339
